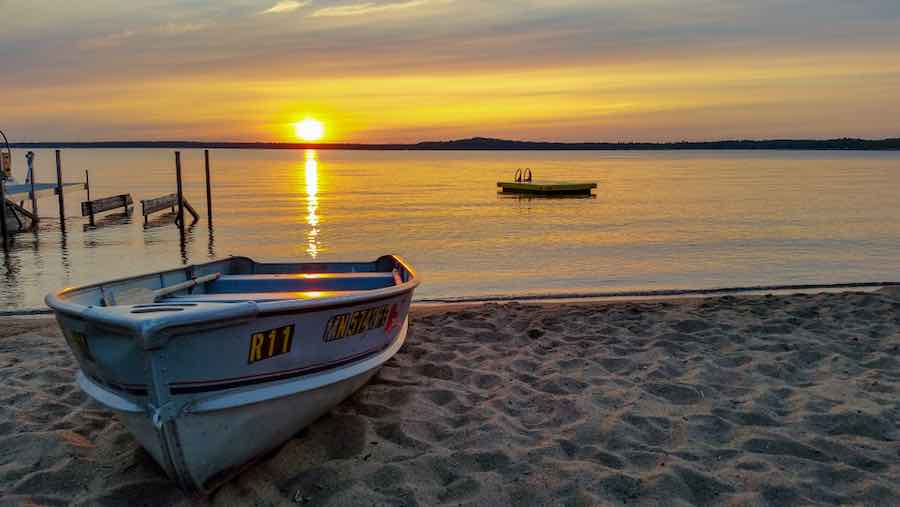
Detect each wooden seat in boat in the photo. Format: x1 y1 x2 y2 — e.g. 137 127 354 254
163 290 366 303
206 272 396 293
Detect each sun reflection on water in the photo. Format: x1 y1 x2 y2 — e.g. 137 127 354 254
305 149 320 258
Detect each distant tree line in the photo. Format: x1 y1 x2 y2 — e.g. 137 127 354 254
411 137 900 150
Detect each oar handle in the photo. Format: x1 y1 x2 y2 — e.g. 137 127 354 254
154 272 221 301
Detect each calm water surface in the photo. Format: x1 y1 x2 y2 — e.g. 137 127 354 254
2 149 899 309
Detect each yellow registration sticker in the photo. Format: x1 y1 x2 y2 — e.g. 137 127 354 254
323 304 391 342
248 324 295 364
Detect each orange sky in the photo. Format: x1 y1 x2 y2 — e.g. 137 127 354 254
2 1 900 143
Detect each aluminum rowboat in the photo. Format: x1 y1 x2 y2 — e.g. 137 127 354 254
46 255 419 493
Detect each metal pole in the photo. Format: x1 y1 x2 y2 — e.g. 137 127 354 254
204 149 212 224
85 170 91 202
55 150 65 230
175 151 185 235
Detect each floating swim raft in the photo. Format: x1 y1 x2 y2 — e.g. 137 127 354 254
497 181 598 195
497 168 597 196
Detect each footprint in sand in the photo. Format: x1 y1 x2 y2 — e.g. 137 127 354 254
645 382 704 404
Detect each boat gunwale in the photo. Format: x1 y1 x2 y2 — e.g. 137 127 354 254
45 255 420 338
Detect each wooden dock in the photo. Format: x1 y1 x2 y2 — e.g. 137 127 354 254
141 193 199 225
2 146 86 243
497 181 597 196
3 145 216 248
81 194 133 227
141 193 177 222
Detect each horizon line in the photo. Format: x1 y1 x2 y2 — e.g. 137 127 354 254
7 136 900 151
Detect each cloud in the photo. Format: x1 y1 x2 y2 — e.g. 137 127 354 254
78 22 211 50
312 0 446 17
261 1 309 14
78 30 137 50
155 22 212 35
10 0 900 141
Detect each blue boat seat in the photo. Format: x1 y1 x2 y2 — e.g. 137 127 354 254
163 290 363 303
206 272 396 294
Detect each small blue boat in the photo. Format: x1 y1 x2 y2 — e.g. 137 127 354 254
46 255 419 493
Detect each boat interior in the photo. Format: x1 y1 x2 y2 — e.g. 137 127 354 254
164 271 401 303
54 256 413 308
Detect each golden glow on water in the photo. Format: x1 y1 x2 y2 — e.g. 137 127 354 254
4 149 900 310
304 149 320 259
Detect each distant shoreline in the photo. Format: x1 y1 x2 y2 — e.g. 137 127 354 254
8 136 900 151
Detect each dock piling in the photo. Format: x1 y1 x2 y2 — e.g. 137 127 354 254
204 149 212 224
175 151 185 236
27 152 38 221
85 170 91 202
1 173 8 247
55 150 66 230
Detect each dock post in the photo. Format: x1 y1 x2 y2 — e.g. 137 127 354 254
1 172 8 247
27 152 38 221
86 203 95 228
175 151 185 235
204 149 212 224
84 170 93 227
55 150 66 230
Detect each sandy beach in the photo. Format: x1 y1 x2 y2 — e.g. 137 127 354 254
2 289 899 506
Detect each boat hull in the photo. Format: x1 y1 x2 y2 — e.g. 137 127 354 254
174 364 381 490
74 316 408 492
2 201 32 234
47 255 419 493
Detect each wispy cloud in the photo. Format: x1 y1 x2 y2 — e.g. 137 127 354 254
78 21 211 50
312 0 445 17
78 30 137 50
155 22 212 35
261 1 309 14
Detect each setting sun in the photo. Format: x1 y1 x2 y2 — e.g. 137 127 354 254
294 118 325 142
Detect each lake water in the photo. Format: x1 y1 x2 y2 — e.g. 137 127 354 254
2 149 899 309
